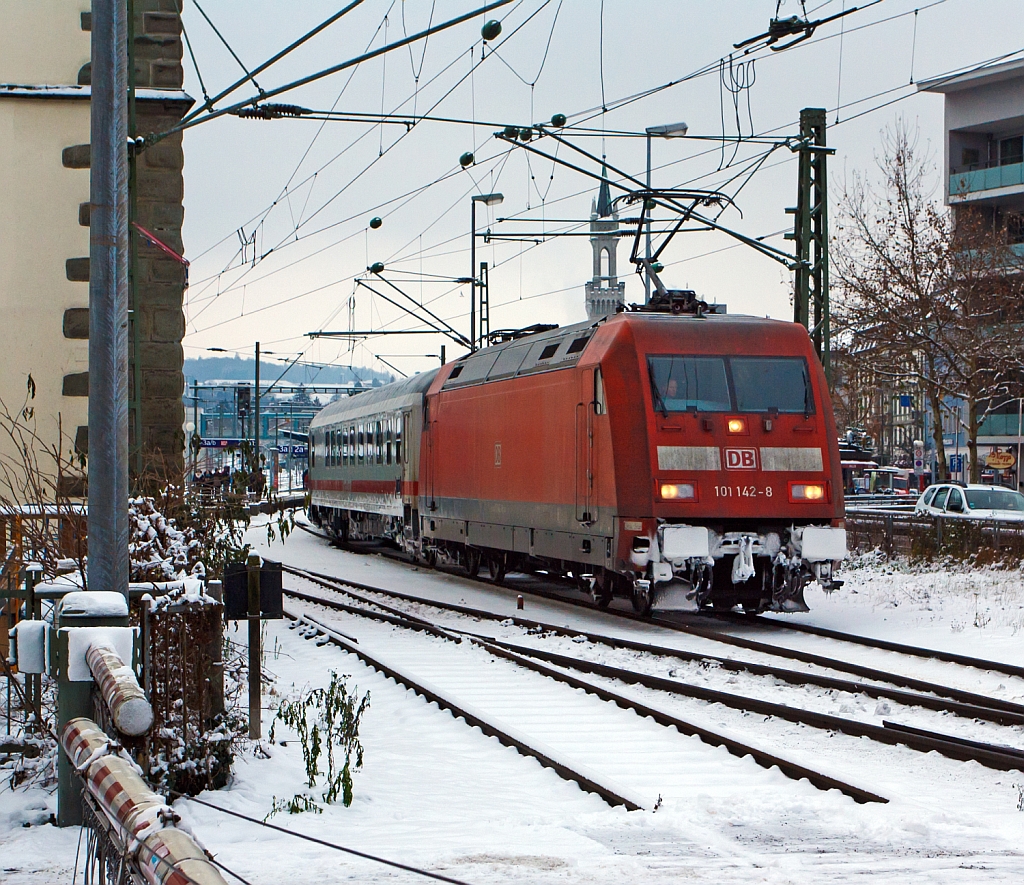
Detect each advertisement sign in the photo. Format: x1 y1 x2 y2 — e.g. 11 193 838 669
985 450 1016 470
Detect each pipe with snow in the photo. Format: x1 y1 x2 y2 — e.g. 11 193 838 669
62 718 228 885
85 643 154 736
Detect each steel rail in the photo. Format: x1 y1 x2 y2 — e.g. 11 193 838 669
283 608 643 811
474 636 1024 774
715 612 1024 680
283 566 1024 726
881 720 1024 761
288 603 886 805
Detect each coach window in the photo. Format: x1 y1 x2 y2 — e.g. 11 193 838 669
356 424 362 463
327 431 333 467
396 414 404 465
594 367 607 415
376 420 383 464
386 417 392 465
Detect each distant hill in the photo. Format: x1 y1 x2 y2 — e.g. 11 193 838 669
183 355 393 387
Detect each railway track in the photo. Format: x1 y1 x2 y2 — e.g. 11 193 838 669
282 568 1024 765
297 522 1024 691
283 599 887 808
277 559 1024 814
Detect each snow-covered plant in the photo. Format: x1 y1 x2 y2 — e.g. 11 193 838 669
269 672 370 810
129 496 206 581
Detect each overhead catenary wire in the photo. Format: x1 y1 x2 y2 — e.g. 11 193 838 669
182 0 856 303
192 1 264 95
186 0 917 293
157 0 521 141
186 2 554 318
186 2 1004 355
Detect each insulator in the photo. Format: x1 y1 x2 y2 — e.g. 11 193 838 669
550 113 567 128
481 20 502 41
460 151 475 168
370 262 385 274
369 217 383 230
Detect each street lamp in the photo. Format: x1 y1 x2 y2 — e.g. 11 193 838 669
470 193 503 351
645 122 688 303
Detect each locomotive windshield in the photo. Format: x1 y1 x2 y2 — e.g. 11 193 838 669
648 355 814 414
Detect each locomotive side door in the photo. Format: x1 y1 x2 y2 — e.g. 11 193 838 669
575 368 596 524
424 394 437 511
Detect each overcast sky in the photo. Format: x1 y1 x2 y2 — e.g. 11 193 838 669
177 0 1024 379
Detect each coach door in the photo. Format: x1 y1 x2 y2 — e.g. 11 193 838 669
575 368 596 524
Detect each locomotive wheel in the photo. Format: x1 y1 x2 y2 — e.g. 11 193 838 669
631 584 653 617
464 547 481 578
592 581 613 610
425 548 438 569
487 552 507 584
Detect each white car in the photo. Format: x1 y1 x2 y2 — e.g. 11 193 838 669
915 483 1024 522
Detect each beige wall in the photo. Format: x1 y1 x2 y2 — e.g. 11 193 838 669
0 96 90 479
0 1 90 86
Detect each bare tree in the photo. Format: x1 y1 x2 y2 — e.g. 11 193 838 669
833 120 1024 482
0 378 88 581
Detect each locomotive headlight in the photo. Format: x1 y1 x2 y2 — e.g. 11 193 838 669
726 418 747 434
790 482 827 502
660 482 696 501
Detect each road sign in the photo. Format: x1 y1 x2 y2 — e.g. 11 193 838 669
949 454 964 473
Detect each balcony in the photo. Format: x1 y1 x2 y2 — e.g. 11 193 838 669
949 160 1024 201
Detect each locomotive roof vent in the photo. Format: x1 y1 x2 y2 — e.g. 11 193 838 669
626 289 727 317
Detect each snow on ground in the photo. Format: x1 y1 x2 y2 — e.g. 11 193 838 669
4 522 1024 883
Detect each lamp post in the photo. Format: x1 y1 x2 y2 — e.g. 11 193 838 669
470 193 503 351
644 122 688 303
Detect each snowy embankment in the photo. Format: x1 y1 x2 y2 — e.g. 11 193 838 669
3 525 1024 883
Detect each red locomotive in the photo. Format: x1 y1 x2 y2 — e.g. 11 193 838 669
308 293 846 614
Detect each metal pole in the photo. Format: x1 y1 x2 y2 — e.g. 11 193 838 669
192 379 199 478
246 553 262 739
645 132 652 304
127 0 143 480
254 342 260 495
87 0 129 599
1017 398 1022 491
469 200 477 352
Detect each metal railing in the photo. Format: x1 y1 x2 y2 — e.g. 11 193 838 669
846 510 1024 558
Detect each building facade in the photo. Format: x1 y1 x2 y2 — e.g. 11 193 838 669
0 0 190 500
920 61 1024 485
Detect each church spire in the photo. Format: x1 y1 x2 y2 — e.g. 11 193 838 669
584 159 625 319
596 158 613 218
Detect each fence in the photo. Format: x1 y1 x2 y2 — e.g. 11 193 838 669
845 511 1024 559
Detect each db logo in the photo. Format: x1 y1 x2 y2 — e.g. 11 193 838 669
724 448 757 470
